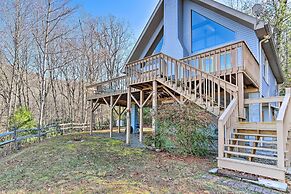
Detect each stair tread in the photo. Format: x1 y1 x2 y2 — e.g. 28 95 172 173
237 122 276 130
224 151 278 160
225 144 277 152
229 138 277 144
233 132 277 137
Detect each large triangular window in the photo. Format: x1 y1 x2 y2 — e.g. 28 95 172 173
145 28 163 57
191 11 235 53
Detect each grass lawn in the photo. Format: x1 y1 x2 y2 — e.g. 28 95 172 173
0 134 252 193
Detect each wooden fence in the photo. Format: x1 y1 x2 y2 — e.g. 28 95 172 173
0 123 89 149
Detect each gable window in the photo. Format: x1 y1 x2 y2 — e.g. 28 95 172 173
191 11 235 53
145 28 163 57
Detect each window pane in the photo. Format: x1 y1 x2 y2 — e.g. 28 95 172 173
191 11 235 53
153 37 163 54
226 53 231 69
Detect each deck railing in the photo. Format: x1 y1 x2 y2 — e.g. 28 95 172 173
86 75 128 99
276 88 291 169
218 98 238 158
181 41 260 87
126 53 238 115
87 41 259 102
244 96 284 122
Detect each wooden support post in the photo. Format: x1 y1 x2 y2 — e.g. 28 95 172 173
118 106 121 133
90 100 94 135
139 90 144 143
152 80 158 135
109 96 113 138
238 72 244 118
126 86 131 144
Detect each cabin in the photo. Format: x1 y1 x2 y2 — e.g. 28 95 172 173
86 0 291 183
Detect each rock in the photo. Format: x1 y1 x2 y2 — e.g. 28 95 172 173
257 178 288 192
246 178 288 192
208 168 218 174
155 149 162 152
146 146 154 151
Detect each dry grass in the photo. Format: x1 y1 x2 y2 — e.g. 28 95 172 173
0 134 247 193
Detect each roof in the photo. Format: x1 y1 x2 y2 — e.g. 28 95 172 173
125 0 164 64
125 0 284 83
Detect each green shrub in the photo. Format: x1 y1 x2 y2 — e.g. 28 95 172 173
145 102 216 156
9 106 36 130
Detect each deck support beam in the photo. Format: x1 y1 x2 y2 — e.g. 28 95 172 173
90 100 94 135
152 80 158 135
90 99 100 135
109 96 113 138
139 90 144 143
126 86 131 144
118 106 121 133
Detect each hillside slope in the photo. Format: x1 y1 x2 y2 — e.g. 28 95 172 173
0 134 278 193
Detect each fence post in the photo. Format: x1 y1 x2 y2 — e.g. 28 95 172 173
13 127 18 150
38 125 41 143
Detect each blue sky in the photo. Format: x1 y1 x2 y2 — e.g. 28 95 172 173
70 0 159 38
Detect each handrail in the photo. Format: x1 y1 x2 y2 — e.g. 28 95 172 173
126 53 238 91
276 88 291 169
86 75 127 89
163 53 238 92
219 97 238 125
86 75 128 98
125 52 238 115
180 41 260 89
181 41 244 61
218 98 238 159
244 96 284 104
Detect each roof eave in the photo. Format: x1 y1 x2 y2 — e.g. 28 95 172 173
125 0 164 64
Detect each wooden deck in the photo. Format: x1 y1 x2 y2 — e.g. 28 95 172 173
86 41 291 183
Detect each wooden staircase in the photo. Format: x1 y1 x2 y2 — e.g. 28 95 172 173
218 92 291 182
225 122 278 164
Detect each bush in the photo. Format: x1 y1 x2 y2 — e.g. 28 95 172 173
9 106 36 130
145 102 216 156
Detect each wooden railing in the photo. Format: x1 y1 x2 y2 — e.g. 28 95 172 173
181 41 260 87
244 96 284 122
0 125 57 148
126 53 238 115
58 123 90 134
125 53 162 84
276 88 291 169
218 98 238 159
86 75 128 99
0 123 90 150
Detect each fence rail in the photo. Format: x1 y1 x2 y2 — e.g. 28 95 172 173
0 123 89 149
